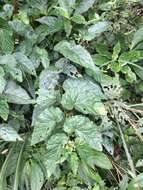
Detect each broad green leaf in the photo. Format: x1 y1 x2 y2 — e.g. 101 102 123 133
4 65 23 82
61 78 106 116
92 54 109 66
27 0 48 14
119 175 128 190
125 70 136 83
119 50 143 63
36 16 64 34
0 125 23 141
4 81 33 104
58 0 75 15
36 89 60 107
17 11 29 25
78 162 103 186
83 21 110 41
69 152 79 175
54 41 95 70
0 66 4 76
14 53 36 76
0 76 6 94
75 0 96 14
32 89 60 126
0 17 12 30
54 6 70 18
44 133 68 177
30 162 44 190
77 143 113 169
110 62 121 72
0 100 9 121
95 43 112 59
31 47 50 69
55 58 81 78
128 173 143 189
102 137 114 155
3 4 13 18
31 107 64 145
71 14 86 24
64 19 72 37
39 69 59 89
0 29 14 54
112 42 121 61
131 27 143 49
64 115 103 151
0 54 17 65
9 20 31 35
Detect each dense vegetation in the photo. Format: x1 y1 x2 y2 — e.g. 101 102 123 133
1 0 143 189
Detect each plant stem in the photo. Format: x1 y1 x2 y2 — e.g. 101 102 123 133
116 120 136 177
13 0 17 14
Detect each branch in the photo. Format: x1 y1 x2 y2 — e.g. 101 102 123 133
116 120 136 177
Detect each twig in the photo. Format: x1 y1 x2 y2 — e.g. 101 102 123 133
13 0 17 14
116 120 136 177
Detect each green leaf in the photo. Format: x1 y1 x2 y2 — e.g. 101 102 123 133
112 42 121 61
31 47 50 69
31 107 64 145
61 78 106 116
4 65 23 82
75 0 96 14
119 175 128 190
54 41 95 70
0 54 17 65
128 173 143 189
0 29 14 54
119 50 143 63
125 70 136 83
69 152 79 175
9 20 31 35
64 19 72 37
58 0 75 15
30 162 44 190
71 14 86 24
0 17 12 30
77 143 113 169
4 81 33 104
0 100 9 121
36 89 60 107
92 54 109 66
0 76 6 94
54 6 70 18
17 11 29 25
44 133 68 177
64 115 103 151
39 69 59 89
14 53 36 76
13 141 26 190
131 27 143 49
95 43 112 59
55 58 81 78
27 0 48 14
36 16 64 34
110 62 121 72
83 21 110 41
0 125 23 142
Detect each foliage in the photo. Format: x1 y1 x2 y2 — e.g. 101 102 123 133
1 0 143 189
